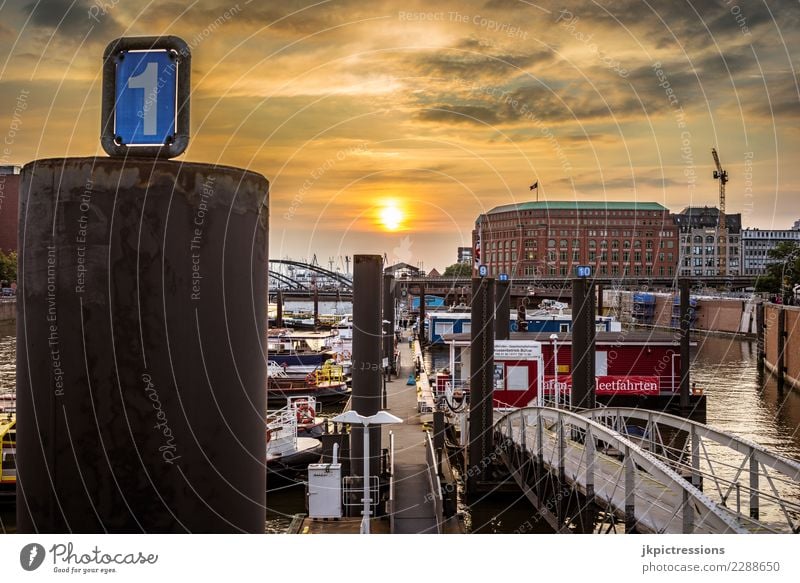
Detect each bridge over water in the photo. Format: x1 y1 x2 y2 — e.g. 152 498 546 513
494 406 800 534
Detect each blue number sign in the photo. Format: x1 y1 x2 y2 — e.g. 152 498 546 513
575 265 592 278
498 273 509 281
101 36 190 158
115 51 176 145
478 265 488 277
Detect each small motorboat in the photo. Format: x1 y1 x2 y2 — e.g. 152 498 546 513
0 393 16 501
267 360 351 407
266 408 322 484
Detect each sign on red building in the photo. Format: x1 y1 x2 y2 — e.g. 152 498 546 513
542 375 660 396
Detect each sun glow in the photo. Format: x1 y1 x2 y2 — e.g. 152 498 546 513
379 203 404 231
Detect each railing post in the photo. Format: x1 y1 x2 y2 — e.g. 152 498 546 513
585 426 595 503
557 412 566 527
682 489 694 533
625 446 637 533
691 425 701 491
749 449 759 520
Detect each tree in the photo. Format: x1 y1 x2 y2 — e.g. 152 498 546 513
755 241 800 300
442 262 472 277
0 250 16 286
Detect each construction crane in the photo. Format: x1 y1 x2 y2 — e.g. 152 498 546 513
711 147 729 277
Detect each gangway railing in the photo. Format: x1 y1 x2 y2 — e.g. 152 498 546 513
495 407 748 534
583 407 800 533
424 431 444 533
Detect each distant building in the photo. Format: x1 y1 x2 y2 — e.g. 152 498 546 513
741 228 800 276
457 246 472 264
672 206 742 277
0 165 21 254
427 268 441 278
384 262 424 279
793 219 800 231
472 200 678 278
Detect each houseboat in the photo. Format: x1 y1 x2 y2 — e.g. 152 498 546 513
425 304 622 344
438 331 704 418
267 329 336 367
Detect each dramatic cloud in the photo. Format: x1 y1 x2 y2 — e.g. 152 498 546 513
0 0 798 268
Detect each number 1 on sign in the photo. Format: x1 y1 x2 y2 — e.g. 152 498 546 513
128 62 158 135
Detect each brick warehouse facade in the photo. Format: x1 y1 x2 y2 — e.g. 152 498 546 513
0 165 21 253
472 201 679 278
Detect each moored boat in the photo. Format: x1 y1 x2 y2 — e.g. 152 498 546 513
266 408 322 483
0 394 16 500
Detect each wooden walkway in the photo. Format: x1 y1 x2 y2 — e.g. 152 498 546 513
382 334 438 533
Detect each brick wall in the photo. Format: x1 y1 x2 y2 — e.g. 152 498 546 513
764 304 800 392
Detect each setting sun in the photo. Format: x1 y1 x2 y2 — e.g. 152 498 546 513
379 203 404 231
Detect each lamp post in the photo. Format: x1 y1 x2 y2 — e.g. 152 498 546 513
331 409 403 533
549 333 558 408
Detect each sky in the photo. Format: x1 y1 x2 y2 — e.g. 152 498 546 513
0 0 798 271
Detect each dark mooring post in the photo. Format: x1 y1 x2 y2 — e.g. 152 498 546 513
495 279 510 340
418 281 426 345
777 306 786 392
468 277 495 493
313 285 319 330
679 279 691 411
276 289 284 328
756 302 765 371
383 274 395 377
597 283 604 317
571 277 596 410
16 158 268 533
351 255 383 480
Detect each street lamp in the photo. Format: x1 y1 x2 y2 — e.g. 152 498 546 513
549 333 559 408
331 409 403 533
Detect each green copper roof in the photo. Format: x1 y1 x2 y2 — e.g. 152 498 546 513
486 200 668 215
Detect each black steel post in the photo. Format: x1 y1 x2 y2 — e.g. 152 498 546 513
313 285 319 330
680 279 691 411
468 277 495 492
350 255 383 479
777 307 786 392
571 278 596 410
597 283 604 316
756 302 765 371
276 289 284 328
495 280 510 340
383 274 395 378
16 157 268 533
418 281 426 345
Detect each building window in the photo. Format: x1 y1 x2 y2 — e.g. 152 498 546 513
572 250 580 262
548 239 555 248
572 239 580 248
560 239 568 248
559 251 567 262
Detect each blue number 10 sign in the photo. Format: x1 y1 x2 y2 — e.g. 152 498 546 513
101 36 191 158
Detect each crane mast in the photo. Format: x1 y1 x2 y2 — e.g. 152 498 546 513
711 148 729 276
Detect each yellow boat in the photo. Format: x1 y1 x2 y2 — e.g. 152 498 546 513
0 399 15 498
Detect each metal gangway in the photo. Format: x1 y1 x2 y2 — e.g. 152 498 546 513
494 406 800 534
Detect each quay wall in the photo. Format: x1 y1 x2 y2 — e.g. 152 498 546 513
764 304 800 393
603 290 758 335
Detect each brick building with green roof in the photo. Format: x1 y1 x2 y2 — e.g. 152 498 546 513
472 200 678 278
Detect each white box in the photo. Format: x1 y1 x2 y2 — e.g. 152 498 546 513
307 463 342 519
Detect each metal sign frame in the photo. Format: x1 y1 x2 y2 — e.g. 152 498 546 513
101 36 191 158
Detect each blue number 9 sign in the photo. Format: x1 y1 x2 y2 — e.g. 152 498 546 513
101 36 191 158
